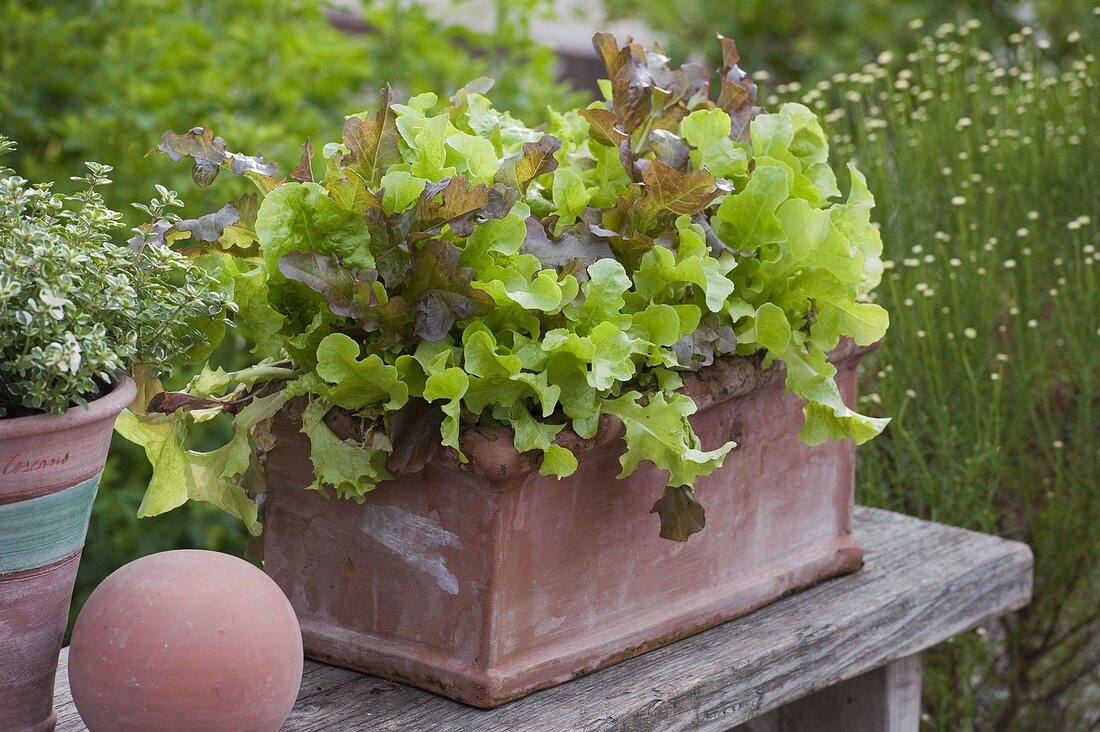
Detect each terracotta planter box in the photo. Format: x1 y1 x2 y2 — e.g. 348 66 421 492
262 342 873 708
0 377 135 732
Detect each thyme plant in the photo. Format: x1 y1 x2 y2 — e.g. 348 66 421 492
0 138 233 417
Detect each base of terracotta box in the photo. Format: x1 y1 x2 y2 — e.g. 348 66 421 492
21 711 57 732
299 536 861 707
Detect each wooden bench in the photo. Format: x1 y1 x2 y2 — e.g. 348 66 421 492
52 507 1033 731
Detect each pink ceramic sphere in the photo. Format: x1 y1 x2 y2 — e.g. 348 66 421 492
68 550 303 732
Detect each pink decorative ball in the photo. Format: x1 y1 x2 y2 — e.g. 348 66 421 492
68 550 303 732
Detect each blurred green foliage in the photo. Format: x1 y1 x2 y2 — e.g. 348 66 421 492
0 0 580 229
783 21 1097 730
0 0 372 226
360 0 583 125
602 0 1098 84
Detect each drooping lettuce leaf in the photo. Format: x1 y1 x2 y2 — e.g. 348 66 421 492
117 390 289 535
155 126 281 192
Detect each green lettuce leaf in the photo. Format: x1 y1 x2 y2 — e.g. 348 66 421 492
300 398 392 499
714 164 790 252
314 333 409 411
602 389 735 488
680 108 749 180
783 340 889 445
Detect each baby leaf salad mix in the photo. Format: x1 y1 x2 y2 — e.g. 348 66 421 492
120 34 888 540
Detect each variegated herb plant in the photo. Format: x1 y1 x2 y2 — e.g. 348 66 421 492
0 138 231 418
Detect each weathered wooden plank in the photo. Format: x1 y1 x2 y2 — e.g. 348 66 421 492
883 654 923 730
738 654 922 731
53 507 1032 731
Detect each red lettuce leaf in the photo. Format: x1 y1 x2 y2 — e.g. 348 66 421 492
716 36 764 144
340 86 401 188
650 485 707 541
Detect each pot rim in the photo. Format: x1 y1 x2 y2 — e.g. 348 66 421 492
455 338 877 479
0 373 137 440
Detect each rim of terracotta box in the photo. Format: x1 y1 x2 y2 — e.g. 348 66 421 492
277 339 877 487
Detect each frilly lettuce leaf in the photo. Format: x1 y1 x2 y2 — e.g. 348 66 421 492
680 108 750 181
602 389 736 540
300 398 392 499
314 333 409 411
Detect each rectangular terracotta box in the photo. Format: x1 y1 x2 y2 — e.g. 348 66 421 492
262 342 872 707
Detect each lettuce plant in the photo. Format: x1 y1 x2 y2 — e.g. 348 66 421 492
0 137 232 418
120 36 888 540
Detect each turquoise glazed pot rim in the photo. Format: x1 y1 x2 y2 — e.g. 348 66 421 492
0 373 136 440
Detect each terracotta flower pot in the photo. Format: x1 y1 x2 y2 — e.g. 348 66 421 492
261 343 874 708
0 376 136 732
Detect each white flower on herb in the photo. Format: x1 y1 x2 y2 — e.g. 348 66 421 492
44 334 83 374
61 333 83 373
38 288 69 319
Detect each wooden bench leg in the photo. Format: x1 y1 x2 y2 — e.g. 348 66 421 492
735 654 923 732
